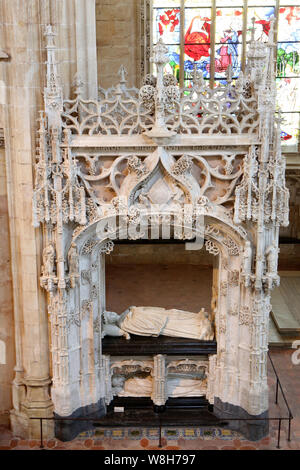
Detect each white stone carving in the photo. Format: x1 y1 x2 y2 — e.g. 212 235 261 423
265 240 280 289
166 358 209 398
105 306 214 341
68 242 79 288
102 310 130 340
31 24 289 422
242 240 252 287
118 376 153 397
41 242 55 277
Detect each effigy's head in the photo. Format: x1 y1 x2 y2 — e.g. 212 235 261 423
103 310 119 324
199 308 210 319
112 375 125 387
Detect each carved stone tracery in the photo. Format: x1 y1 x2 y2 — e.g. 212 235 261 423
32 25 289 427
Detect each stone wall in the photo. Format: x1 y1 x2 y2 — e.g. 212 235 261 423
0 147 14 425
106 244 214 326
96 0 139 88
106 264 213 314
280 171 300 241
106 243 215 266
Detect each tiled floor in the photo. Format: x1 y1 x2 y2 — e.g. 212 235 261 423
0 349 299 450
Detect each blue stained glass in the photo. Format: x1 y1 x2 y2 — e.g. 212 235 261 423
184 52 211 80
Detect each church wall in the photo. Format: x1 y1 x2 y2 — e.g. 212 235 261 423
0 146 14 425
106 263 213 315
280 171 300 242
106 243 214 266
96 0 139 88
106 244 214 314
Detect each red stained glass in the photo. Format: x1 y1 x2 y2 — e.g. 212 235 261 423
159 9 180 36
184 19 211 62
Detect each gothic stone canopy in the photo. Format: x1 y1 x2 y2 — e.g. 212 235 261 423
32 24 289 440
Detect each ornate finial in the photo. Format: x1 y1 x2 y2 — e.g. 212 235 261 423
118 65 128 85
192 62 198 81
275 109 282 123
192 63 205 90
72 73 84 98
141 37 177 141
114 83 123 98
150 37 169 67
44 24 56 48
44 24 62 127
235 70 244 93
250 17 256 42
226 64 233 84
38 110 46 132
268 15 275 45
275 110 284 132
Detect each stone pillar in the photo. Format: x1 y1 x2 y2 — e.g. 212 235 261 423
47 0 98 99
0 0 98 438
0 0 54 439
0 138 15 427
96 0 139 88
75 0 98 99
152 354 166 410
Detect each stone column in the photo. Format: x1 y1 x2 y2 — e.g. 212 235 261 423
0 0 53 439
75 0 98 99
0 0 98 438
152 354 166 410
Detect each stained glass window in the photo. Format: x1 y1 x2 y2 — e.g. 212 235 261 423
184 7 212 83
215 8 243 80
153 8 181 44
247 6 276 42
152 1 300 151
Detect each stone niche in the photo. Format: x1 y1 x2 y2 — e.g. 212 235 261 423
105 241 214 314
101 241 216 424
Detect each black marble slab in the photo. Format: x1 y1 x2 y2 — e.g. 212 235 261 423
102 334 217 356
54 397 106 442
93 405 221 428
108 396 209 411
214 397 269 441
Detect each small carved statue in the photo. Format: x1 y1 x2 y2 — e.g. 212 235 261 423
242 240 252 276
111 375 125 396
242 240 252 287
68 242 79 287
42 242 55 277
265 240 280 288
265 240 279 276
118 375 153 397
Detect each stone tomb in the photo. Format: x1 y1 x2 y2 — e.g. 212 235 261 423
29 26 289 440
